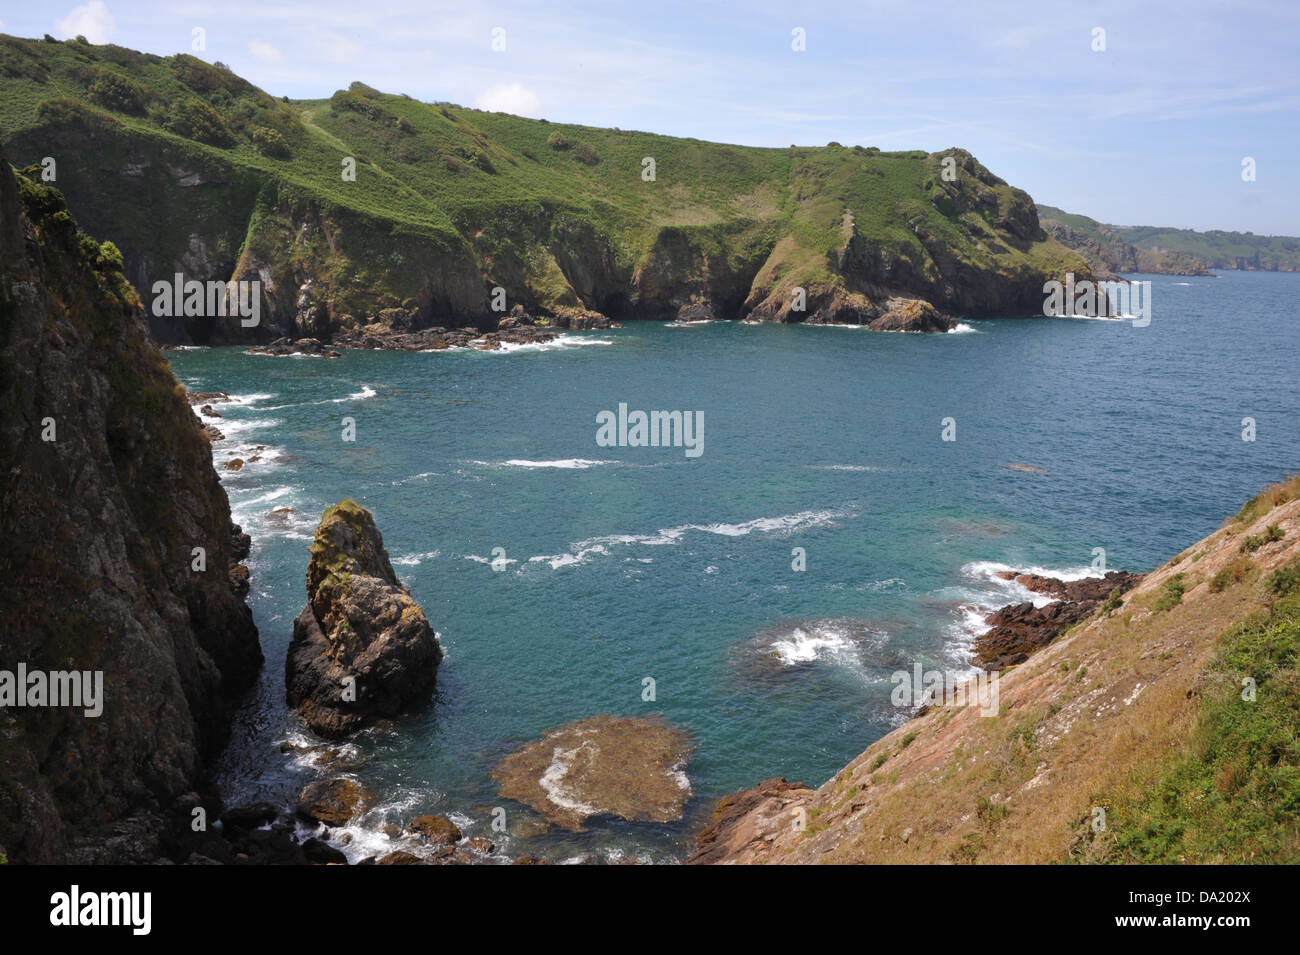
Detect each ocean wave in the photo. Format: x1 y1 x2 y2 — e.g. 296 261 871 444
522 508 852 570
771 624 863 666
948 323 977 334
393 550 440 566
810 463 891 472
327 384 377 403
210 416 282 440
499 458 615 469
439 335 617 355
390 470 440 485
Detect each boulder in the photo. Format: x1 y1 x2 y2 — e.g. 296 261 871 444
285 500 443 737
867 298 955 333
296 777 370 827
408 814 462 845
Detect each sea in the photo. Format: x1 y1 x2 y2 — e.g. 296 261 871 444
166 270 1300 863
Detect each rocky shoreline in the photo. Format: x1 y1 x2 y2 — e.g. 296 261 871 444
972 570 1144 669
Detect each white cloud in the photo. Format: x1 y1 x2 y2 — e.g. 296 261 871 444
55 1 116 44
318 32 360 64
474 82 542 118
248 40 283 63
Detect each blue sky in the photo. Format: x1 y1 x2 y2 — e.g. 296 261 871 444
4 0 1297 233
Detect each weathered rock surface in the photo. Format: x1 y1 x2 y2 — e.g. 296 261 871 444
492 715 694 830
974 570 1143 669
285 500 443 738
296 777 371 826
687 777 814 865
0 148 261 863
407 814 462 845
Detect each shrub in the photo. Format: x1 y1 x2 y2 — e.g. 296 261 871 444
166 97 236 147
1241 525 1284 554
1154 573 1186 611
573 141 600 165
86 68 148 114
251 126 291 158
95 240 124 272
546 131 570 150
1267 561 1300 598
1100 587 1123 614
36 97 119 128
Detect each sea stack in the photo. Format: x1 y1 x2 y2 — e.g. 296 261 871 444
286 500 442 738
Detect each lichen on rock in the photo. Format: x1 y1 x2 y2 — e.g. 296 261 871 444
285 500 442 738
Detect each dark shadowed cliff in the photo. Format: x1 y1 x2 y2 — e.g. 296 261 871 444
0 144 261 863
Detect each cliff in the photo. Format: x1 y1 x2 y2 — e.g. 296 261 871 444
0 35 1093 342
690 477 1300 864
0 144 261 863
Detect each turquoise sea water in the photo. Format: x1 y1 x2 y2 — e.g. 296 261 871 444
168 271 1300 863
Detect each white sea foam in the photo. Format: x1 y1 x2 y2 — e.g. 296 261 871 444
522 508 851 570
810 463 890 472
465 554 520 568
771 625 862 666
454 335 617 355
948 323 977 334
327 384 377 403
211 416 281 440
499 458 614 469
393 550 440 566
539 743 602 817
225 392 276 406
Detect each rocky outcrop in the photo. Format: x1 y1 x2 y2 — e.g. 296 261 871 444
973 570 1144 669
688 777 814 865
0 148 261 863
492 715 694 829
285 500 442 738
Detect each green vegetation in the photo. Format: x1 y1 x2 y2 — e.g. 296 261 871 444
1154 574 1186 611
1038 203 1300 274
1100 587 1123 614
0 33 1089 329
1103 595 1300 862
1241 524 1285 553
1267 560 1300 598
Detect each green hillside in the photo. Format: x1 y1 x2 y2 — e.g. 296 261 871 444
0 34 1089 342
1038 204 1300 275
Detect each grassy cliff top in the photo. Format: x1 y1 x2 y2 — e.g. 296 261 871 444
0 32 1082 312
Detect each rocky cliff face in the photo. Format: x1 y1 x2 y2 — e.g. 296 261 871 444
0 39 1098 344
286 500 443 738
0 146 261 863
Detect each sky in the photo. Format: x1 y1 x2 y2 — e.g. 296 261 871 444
3 0 1297 234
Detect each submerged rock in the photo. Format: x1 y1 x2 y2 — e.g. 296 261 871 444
285 500 443 737
492 715 694 830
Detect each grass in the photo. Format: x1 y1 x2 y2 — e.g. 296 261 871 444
1100 594 1300 863
0 33 1090 324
